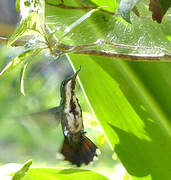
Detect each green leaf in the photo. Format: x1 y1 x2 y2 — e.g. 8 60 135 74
87 0 118 12
20 63 28 96
7 12 43 47
21 168 108 180
15 0 20 12
68 54 171 180
119 0 141 23
60 8 101 40
0 49 41 76
166 35 171 42
12 159 32 180
8 0 45 47
149 0 171 23
0 50 31 76
1 162 108 180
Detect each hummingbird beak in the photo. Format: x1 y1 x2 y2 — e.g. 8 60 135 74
68 66 81 81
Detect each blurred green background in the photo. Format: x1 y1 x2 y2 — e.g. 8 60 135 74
0 1 122 179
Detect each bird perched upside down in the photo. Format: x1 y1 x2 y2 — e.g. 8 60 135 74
59 67 98 166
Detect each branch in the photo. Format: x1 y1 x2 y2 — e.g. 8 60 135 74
73 39 170 54
73 49 171 61
1 36 171 61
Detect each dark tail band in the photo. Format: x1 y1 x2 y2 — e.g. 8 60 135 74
61 135 98 167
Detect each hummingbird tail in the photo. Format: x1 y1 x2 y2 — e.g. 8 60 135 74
61 135 98 167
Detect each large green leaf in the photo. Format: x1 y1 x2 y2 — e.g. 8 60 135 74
68 54 171 180
22 168 108 180
2 160 108 180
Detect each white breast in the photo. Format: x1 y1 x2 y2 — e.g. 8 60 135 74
64 80 83 133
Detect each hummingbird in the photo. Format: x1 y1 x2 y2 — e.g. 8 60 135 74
19 67 98 166
59 67 98 166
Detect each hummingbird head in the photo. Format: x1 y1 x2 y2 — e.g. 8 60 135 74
60 67 81 105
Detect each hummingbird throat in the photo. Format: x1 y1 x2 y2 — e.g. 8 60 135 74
63 78 83 137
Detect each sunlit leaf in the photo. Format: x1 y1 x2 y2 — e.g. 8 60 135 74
68 54 171 180
86 0 117 12
122 173 131 180
12 160 32 180
166 35 171 42
22 168 108 180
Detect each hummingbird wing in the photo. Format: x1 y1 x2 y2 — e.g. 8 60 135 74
12 106 61 127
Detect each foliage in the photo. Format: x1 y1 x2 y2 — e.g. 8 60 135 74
12 160 32 180
1 160 108 180
0 0 171 180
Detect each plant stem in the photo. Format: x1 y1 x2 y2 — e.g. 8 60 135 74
73 49 171 61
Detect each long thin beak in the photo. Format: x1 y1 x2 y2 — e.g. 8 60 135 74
69 66 81 81
73 66 81 78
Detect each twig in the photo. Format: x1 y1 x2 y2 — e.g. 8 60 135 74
73 39 170 54
73 49 171 61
